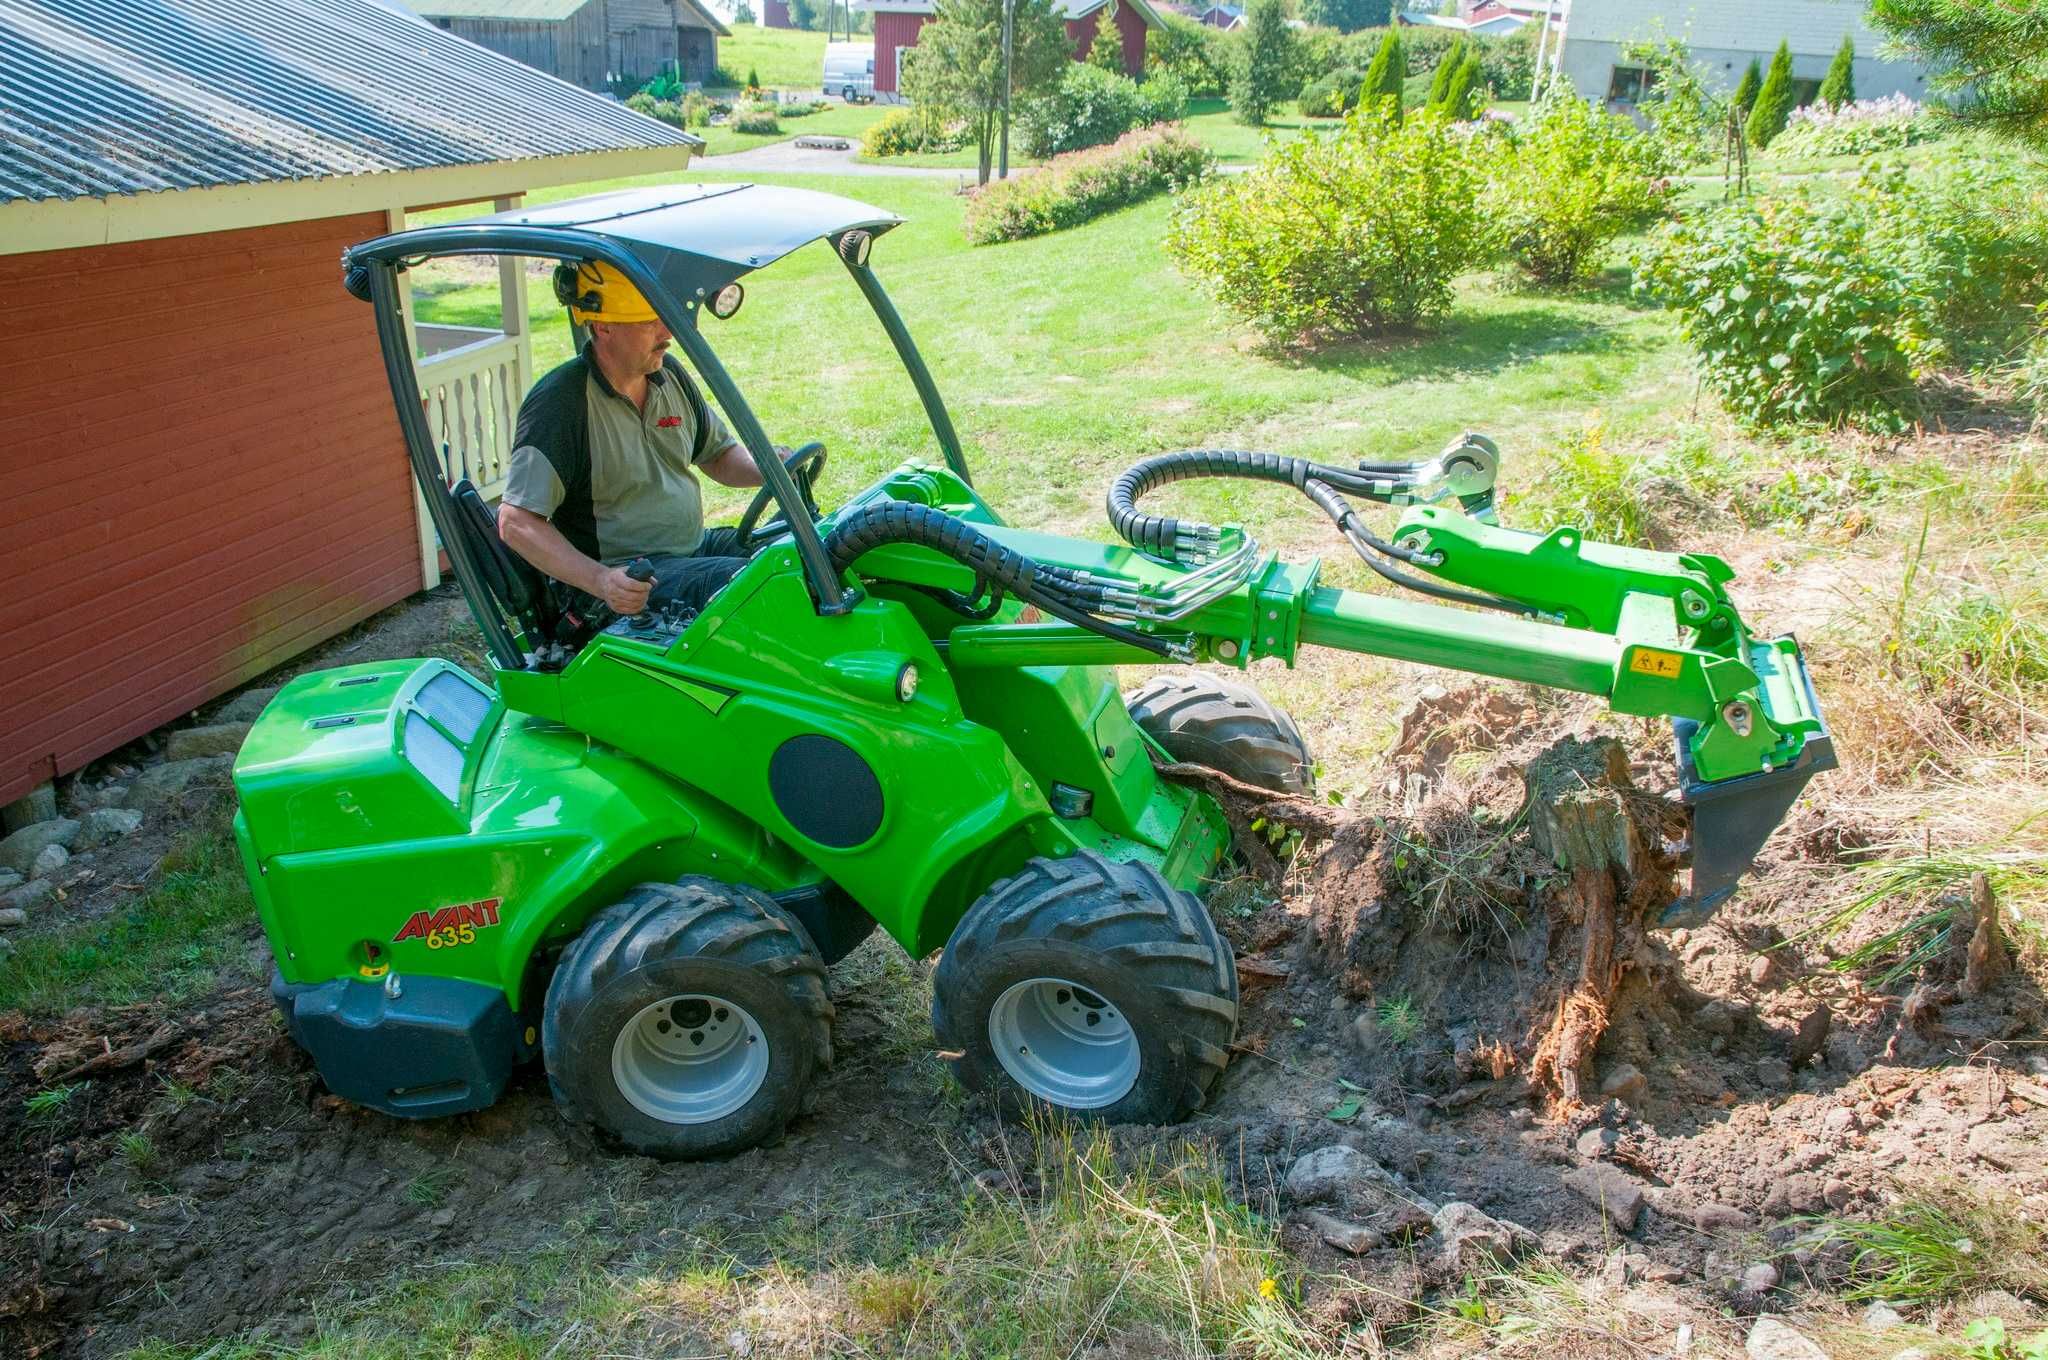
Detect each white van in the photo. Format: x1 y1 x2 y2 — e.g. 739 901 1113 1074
823 41 876 102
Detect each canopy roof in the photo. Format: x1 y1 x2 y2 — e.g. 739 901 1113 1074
350 182 902 301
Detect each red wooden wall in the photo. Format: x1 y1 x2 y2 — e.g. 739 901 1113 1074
762 0 792 27
1065 3 1148 76
871 9 929 93
0 212 424 806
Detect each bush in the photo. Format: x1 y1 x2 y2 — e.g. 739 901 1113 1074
1634 190 1933 430
1167 103 1497 342
964 125 1215 244
1772 94 1934 157
1020 63 1145 156
1136 71 1190 125
626 91 659 116
1298 67 1364 117
732 102 781 134
860 105 962 156
648 100 688 129
682 92 712 128
1231 0 1297 125
1496 89 1673 284
1748 40 1797 147
1147 13 1229 97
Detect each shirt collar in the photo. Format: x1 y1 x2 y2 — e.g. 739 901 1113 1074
579 339 669 401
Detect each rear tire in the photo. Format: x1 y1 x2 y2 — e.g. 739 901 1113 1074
933 851 1237 1123
543 879 831 1160
1125 672 1314 795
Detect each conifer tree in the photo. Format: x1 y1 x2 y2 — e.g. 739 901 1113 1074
1747 39 1796 147
1874 0 2048 145
1730 57 1761 113
1230 0 1297 125
1441 48 1481 120
1426 35 1466 110
1088 5 1125 72
1359 27 1404 121
1818 33 1855 108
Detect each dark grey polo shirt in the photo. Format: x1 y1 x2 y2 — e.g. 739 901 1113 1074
502 345 739 561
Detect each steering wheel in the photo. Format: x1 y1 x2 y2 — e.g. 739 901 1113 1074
736 442 828 551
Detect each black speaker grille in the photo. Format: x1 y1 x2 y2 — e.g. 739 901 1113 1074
768 734 884 849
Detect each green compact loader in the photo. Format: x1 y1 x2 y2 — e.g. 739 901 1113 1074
233 184 1833 1158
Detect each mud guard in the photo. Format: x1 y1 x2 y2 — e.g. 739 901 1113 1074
1664 718 1838 928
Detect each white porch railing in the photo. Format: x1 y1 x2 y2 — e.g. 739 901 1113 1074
417 331 530 501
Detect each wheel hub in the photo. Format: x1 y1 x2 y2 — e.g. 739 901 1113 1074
611 992 769 1125
988 977 1139 1109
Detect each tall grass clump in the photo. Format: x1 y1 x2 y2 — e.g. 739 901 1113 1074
1803 1185 2048 1307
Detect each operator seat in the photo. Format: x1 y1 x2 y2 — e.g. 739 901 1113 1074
447 478 578 651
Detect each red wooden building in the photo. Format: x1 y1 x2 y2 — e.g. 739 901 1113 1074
0 0 699 809
763 0 794 26
856 0 1163 95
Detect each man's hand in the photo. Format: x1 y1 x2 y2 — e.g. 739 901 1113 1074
597 564 654 615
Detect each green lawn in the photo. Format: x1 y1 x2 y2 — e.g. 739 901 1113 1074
715 20 833 90
864 97 1332 169
694 99 889 157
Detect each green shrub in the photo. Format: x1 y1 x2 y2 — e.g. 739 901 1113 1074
682 92 712 127
1358 27 1404 119
1772 94 1933 158
1230 0 1297 126
1167 103 1497 342
1136 71 1190 125
1298 67 1364 117
964 125 1214 244
1819 33 1856 108
1147 13 1229 98
732 102 781 134
1020 63 1145 156
626 91 659 116
1634 191 1932 430
1748 39 1797 147
1874 151 2048 361
1731 57 1761 113
649 100 687 128
860 106 960 156
1497 89 1673 284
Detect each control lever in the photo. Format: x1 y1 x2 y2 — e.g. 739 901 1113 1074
624 556 656 627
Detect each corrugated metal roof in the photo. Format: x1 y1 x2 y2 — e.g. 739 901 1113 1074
403 0 590 21
0 0 700 205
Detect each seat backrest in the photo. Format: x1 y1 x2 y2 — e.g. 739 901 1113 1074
449 479 560 646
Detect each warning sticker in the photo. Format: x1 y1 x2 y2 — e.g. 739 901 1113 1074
1628 649 1685 679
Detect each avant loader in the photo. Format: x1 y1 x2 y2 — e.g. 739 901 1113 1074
231 184 1833 1158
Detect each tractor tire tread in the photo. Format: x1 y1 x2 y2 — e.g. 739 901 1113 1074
1125 672 1314 795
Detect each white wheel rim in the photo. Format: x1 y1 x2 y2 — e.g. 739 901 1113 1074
988 977 1139 1109
611 993 769 1125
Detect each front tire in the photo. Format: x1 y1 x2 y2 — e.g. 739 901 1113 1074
543 880 831 1159
934 851 1237 1123
1126 672 1314 795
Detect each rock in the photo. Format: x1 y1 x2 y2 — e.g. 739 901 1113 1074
1745 1318 1827 1360
0 818 80 875
1695 999 1739 1036
1577 1126 1620 1159
1303 1209 1379 1255
2 784 58 833
0 908 24 928
1861 1302 1904 1331
0 869 19 895
3 878 56 912
1822 1108 1860 1135
164 722 252 761
74 807 144 851
30 843 68 879
1760 1174 1826 1219
1822 1178 1854 1211
1755 1057 1791 1089
124 757 230 812
1600 1063 1649 1105
1749 955 1779 988
1600 1249 1651 1287
726 1329 752 1358
1739 1263 1780 1294
1644 1263 1687 1284
1563 1165 1646 1230
428 1208 456 1228
1691 1202 1754 1231
1892 1349 1933 1360
1285 1145 1378 1204
217 686 280 723
1433 1201 1538 1269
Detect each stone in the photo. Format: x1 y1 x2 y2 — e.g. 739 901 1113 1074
94 784 131 808
74 807 144 851
726 1330 752 1358
1285 1145 1377 1204
1891 1349 1934 1360
164 722 252 761
1691 1202 1754 1231
124 757 230 812
1822 1178 1854 1211
1600 1063 1650 1105
1745 1318 1828 1360
1 783 58 833
1749 955 1779 988
1739 1263 1780 1294
1694 999 1739 1036
0 869 19 895
1761 1174 1826 1218
1563 1164 1646 1230
3 878 56 912
0 818 80 875
1822 1107 1861 1135
1304 1209 1379 1255
0 908 24 928
1755 1057 1791 1089
1861 1302 1904 1331
30 843 68 879
217 686 280 723
1600 1249 1652 1287
1577 1126 1620 1159
1433 1201 1538 1269
1644 1263 1687 1284
428 1208 456 1228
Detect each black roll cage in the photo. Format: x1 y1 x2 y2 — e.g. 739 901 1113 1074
347 220 972 670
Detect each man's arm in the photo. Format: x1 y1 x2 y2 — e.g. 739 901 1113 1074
498 504 652 615
701 439 768 488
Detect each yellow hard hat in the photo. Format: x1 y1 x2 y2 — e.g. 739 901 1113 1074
553 260 658 324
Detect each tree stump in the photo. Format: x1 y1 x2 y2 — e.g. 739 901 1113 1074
1962 870 2008 997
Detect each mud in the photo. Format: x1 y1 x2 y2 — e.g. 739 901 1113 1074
5 656 2047 1356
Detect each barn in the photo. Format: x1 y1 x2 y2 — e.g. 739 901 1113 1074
855 0 1164 96
0 0 699 813
402 0 732 92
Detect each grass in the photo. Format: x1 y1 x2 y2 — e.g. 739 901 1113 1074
855 97 1331 169
715 21 836 92
696 99 889 158
1802 1186 2048 1308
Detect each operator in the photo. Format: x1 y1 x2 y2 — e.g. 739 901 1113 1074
499 261 772 621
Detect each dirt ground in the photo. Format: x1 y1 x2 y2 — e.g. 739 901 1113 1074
3 586 2046 1358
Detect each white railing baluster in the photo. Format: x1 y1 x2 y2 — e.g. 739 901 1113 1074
416 332 522 501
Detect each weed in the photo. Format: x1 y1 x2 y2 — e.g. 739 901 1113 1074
404 1169 454 1207
1515 421 1652 547
24 1081 87 1121
1801 1185 2048 1306
1798 836 2048 986
116 1131 160 1177
154 1076 202 1112
1374 994 1421 1046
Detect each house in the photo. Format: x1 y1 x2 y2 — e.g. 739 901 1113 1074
402 0 732 92
0 0 698 811
1549 0 1928 107
1398 5 1523 35
1191 3 1243 29
852 0 1166 96
763 0 794 24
